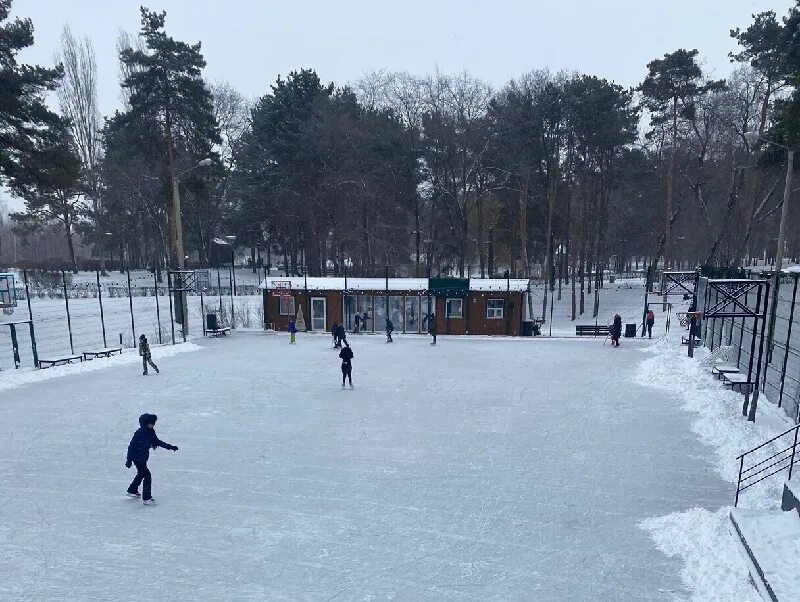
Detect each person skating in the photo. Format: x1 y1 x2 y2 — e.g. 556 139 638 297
339 342 354 389
611 313 623 347
331 322 340 348
336 323 347 347
125 413 178 505
386 318 394 343
138 334 159 375
361 310 370 332
288 317 297 344
646 309 655 339
428 313 437 345
353 313 361 334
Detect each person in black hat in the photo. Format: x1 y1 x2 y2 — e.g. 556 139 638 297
125 413 178 505
339 341 354 389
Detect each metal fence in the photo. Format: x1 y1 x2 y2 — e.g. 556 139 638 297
700 271 800 422
0 269 263 371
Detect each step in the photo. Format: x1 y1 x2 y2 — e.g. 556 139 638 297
729 508 800 601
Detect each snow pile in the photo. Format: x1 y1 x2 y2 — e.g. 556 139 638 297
640 508 758 602
0 342 200 391
634 336 794 601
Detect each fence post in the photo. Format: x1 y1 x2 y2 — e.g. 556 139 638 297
200 292 206 336
167 271 175 345
778 274 798 408
217 267 223 323
230 265 236 328
62 270 74 355
735 455 745 507
126 268 135 347
749 283 768 422
97 270 107 348
27 321 38 367
154 271 163 345
788 425 799 481
744 285 762 417
23 269 33 323
737 287 748 368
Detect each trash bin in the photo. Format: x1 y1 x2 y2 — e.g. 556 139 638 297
206 313 218 331
624 323 636 338
522 320 534 337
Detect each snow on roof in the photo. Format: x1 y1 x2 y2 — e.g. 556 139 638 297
259 276 530 293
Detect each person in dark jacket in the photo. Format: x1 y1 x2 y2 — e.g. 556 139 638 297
353 313 361 334
339 342 354 389
611 314 623 347
288 317 297 344
331 322 340 348
139 334 159 376
646 309 655 339
337 323 347 347
125 413 178 505
428 313 437 345
386 318 394 343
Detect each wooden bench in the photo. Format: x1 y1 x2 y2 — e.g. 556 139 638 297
576 325 610 336
37 355 83 369
82 347 123 361
682 336 703 346
722 372 755 393
205 326 231 337
712 364 740 379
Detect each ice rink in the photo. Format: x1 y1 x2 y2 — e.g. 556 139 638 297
1 331 732 600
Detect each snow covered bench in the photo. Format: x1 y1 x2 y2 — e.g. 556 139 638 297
37 355 83 369
712 364 740 379
204 326 231 337
722 372 755 393
681 336 703 346
82 347 123 361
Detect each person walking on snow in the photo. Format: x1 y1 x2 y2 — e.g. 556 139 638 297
428 313 437 345
386 318 394 343
611 313 623 347
337 323 347 347
646 309 655 339
139 334 159 375
331 322 340 348
339 342 354 389
125 413 178 505
288 317 297 344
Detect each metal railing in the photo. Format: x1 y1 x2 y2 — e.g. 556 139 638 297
734 422 799 506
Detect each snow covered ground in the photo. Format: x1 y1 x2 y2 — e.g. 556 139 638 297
0 330 739 600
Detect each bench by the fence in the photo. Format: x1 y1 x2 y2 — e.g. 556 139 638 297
722 372 755 393
576 325 610 337
682 336 703 346
205 326 231 337
712 364 740 379
82 347 123 361
37 355 83 369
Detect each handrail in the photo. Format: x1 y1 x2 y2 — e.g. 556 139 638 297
734 422 799 507
736 423 800 459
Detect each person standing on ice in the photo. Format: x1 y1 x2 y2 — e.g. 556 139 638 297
288 317 298 344
361 310 370 332
138 334 159 375
386 318 394 343
125 413 178 505
353 313 361 334
339 341 354 388
331 322 340 347
337 322 347 347
610 314 623 347
428 313 437 345
646 309 655 339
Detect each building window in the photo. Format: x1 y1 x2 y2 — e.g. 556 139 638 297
446 298 463 318
487 299 504 319
279 296 296 315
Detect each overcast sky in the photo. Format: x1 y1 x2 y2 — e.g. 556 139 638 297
12 0 796 117
1 0 795 212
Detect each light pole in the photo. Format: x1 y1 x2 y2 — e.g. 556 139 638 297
170 157 213 338
225 235 237 327
744 131 794 363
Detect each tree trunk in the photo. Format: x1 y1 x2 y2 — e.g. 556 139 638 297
541 164 557 320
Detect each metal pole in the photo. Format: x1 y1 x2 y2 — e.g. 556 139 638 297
97 270 107 348
231 249 237 297
385 265 389 328
28 321 38 367
217 266 223 321
127 268 135 347
779 274 798 408
62 270 74 355
735 455 744 507
750 281 770 422
167 131 188 341
23 269 33 323
154 271 163 345
304 272 309 332
737 287 748 367
767 149 794 366
167 272 175 345
200 292 206 336
743 284 762 417
229 265 235 328
549 284 554 337
788 425 799 481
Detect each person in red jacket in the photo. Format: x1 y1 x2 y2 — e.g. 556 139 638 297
646 309 655 339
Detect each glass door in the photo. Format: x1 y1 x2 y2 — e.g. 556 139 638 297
311 297 326 332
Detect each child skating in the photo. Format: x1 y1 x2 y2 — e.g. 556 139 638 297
339 342 354 389
139 334 159 375
125 413 178 505
288 317 297 344
386 318 394 343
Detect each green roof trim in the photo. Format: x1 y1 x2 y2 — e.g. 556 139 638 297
428 277 469 297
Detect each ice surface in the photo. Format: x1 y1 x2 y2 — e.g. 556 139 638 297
0 332 733 600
